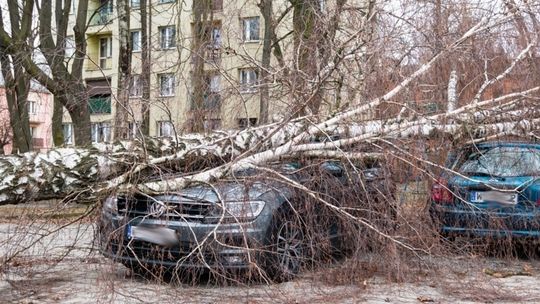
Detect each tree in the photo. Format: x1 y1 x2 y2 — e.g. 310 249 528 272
113 0 132 139
0 0 93 146
0 0 34 153
0 6 538 204
139 0 152 136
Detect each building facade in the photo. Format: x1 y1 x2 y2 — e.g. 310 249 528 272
61 0 282 143
62 0 366 143
0 85 54 154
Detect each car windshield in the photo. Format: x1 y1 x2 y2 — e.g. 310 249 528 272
459 146 540 177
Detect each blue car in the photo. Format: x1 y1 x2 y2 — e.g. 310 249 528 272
430 141 540 238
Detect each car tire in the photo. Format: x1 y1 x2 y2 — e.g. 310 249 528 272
263 207 306 282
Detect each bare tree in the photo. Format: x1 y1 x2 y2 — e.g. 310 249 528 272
0 0 93 146
0 1 34 152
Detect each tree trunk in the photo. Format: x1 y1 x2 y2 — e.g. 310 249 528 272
52 96 64 147
258 0 273 125
114 0 132 139
62 91 92 146
191 0 212 132
140 0 151 136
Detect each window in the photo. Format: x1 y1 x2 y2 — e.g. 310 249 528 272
128 121 140 139
101 0 113 13
63 123 73 145
30 127 37 138
318 0 325 11
209 26 222 49
157 121 174 137
159 73 175 96
159 26 176 49
208 74 220 93
158 0 175 3
91 122 111 143
239 68 259 92
64 36 75 57
130 0 140 8
242 17 260 42
27 100 38 114
238 118 257 129
131 30 141 52
99 37 112 69
129 75 143 97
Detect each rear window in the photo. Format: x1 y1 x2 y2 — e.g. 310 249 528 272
457 146 540 177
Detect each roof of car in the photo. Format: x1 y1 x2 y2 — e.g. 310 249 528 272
473 141 540 150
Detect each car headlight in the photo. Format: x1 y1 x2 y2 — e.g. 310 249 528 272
103 196 118 214
219 200 265 220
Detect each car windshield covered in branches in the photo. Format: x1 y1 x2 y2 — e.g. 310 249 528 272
99 158 396 282
430 142 540 238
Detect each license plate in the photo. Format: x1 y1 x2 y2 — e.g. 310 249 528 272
127 225 179 247
470 191 518 205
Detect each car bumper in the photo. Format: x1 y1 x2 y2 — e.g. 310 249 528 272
430 204 540 238
99 211 272 270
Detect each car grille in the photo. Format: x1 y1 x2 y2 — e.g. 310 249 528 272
117 196 216 223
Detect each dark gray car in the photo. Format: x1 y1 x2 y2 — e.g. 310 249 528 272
99 161 393 281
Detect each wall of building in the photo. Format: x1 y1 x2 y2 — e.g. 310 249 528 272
0 87 54 154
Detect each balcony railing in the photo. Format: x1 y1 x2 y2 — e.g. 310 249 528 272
191 93 221 111
89 7 113 26
191 45 221 65
86 58 112 71
89 96 112 114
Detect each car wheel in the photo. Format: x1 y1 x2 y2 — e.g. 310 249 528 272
264 208 306 282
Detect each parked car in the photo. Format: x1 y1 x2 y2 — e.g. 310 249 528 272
99 159 395 282
430 141 540 238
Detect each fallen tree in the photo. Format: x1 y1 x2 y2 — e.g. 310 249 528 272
0 13 538 206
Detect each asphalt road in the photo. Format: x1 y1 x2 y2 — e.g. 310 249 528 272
1 220 540 303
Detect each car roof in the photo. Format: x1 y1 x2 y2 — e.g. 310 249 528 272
472 141 540 150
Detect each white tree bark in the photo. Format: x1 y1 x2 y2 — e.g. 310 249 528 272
447 70 458 113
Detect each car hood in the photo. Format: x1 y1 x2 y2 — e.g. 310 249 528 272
153 182 281 203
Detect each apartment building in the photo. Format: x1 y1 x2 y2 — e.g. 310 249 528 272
61 0 277 143
62 0 366 143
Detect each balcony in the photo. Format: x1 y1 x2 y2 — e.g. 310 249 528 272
88 96 112 114
191 45 221 65
205 46 221 64
191 93 221 111
86 57 112 71
89 7 113 26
